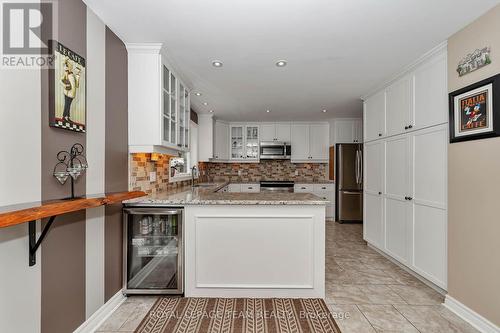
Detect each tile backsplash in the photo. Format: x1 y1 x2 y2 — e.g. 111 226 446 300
199 160 328 182
129 153 190 195
130 154 329 194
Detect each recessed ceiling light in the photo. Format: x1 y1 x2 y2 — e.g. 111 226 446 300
212 60 223 67
276 60 287 67
194 92 202 96
209 110 214 113
266 109 271 113
322 109 327 113
203 102 208 106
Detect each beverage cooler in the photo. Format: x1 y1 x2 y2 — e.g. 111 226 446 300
123 208 183 295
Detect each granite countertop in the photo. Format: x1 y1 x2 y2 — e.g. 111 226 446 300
124 182 329 206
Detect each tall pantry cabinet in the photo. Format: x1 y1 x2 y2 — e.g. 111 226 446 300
362 45 448 289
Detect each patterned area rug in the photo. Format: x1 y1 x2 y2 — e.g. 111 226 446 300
135 297 341 333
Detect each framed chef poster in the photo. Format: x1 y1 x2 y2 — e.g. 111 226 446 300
49 41 86 133
449 73 500 143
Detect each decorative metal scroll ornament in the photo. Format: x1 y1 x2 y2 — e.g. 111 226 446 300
52 143 88 198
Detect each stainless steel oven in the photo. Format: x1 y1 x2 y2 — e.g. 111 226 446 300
260 180 294 192
259 141 291 160
123 207 183 295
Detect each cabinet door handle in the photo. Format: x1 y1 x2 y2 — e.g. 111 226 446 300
408 196 413 201
378 191 382 195
404 196 408 200
378 133 382 137
301 187 306 190
322 187 327 190
405 126 409 130
408 125 413 129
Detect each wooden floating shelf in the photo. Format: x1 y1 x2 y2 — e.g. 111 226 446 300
0 191 147 229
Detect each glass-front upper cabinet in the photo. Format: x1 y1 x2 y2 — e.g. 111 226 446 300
245 125 259 159
184 90 190 149
230 125 244 159
230 125 259 160
162 66 171 144
162 65 190 151
176 84 190 150
128 45 191 153
178 84 185 148
163 65 177 146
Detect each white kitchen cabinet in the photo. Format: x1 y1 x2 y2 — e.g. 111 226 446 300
241 184 260 193
313 184 334 192
363 140 384 248
294 184 314 193
309 124 329 160
127 43 190 154
291 124 310 161
385 198 411 264
260 124 276 142
413 51 448 130
363 124 447 289
276 123 292 142
385 135 410 201
214 120 229 161
364 141 384 196
261 123 291 142
354 119 363 143
291 123 329 162
229 124 259 161
363 48 447 143
226 183 260 193
363 90 386 142
177 83 191 149
245 125 260 159
410 125 447 287
384 135 411 264
364 193 384 249
295 183 335 219
334 119 363 143
228 184 242 192
386 76 412 137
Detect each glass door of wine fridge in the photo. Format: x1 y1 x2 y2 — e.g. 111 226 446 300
123 208 183 295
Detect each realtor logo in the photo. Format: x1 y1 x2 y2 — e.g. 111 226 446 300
1 1 56 68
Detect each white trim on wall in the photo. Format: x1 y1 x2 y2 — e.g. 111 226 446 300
85 7 107 320
73 290 126 333
444 295 500 333
0 51 42 333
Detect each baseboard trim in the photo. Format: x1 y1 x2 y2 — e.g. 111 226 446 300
73 290 126 333
444 295 500 333
366 243 446 295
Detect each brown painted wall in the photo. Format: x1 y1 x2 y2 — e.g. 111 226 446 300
447 4 500 326
41 0 87 332
104 27 129 301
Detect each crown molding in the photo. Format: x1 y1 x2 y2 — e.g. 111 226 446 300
125 42 163 54
361 40 448 100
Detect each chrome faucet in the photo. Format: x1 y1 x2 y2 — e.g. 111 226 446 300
191 165 198 187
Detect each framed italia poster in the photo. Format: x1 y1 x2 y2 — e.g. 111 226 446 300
449 73 500 143
49 42 86 132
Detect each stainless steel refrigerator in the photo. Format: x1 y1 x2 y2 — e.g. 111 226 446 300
335 143 363 222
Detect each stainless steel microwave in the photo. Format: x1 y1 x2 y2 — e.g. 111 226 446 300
259 141 291 160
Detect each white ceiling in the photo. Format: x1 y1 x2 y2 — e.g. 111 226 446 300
84 0 499 121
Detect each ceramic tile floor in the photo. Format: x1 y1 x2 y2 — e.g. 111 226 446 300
325 222 478 333
96 222 478 333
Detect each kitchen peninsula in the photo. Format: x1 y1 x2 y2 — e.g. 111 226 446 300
125 182 327 298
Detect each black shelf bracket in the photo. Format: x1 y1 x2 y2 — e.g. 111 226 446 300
28 216 56 266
